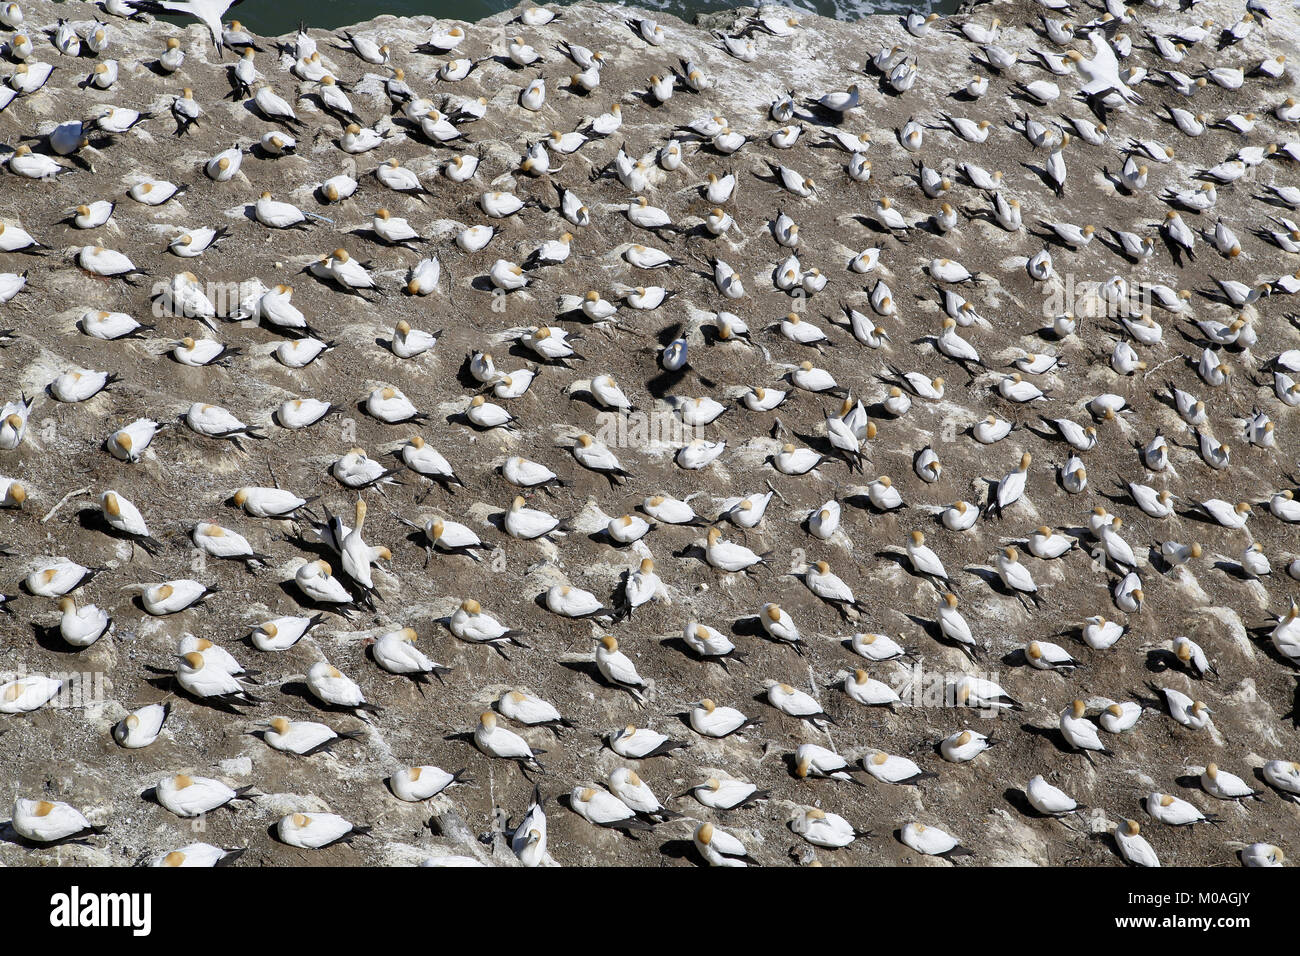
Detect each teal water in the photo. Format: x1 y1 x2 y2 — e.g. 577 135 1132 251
217 0 951 38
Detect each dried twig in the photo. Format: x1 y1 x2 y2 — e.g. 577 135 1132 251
40 485 90 524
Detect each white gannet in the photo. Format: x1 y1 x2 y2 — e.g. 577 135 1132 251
473 712 544 771
688 698 756 738
1060 699 1111 760
372 628 448 685
305 660 379 715
449 599 528 655
940 729 996 763
594 635 646 698
1115 819 1159 866
608 724 685 759
11 799 101 843
57 596 111 647
901 822 973 859
694 821 753 866
1146 792 1217 827
0 676 63 713
277 812 368 849
174 651 260 707
114 703 169 749
155 773 248 818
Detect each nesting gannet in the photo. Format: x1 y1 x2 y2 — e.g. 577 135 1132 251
694 822 754 867
1146 792 1218 827
155 773 249 818
175 651 261 708
608 724 685 760
569 786 654 833
900 822 973 859
113 703 169 749
471 712 543 772
602 770 672 824
294 559 355 609
791 807 863 849
277 812 369 849
259 716 358 757
371 628 448 686
1056 700 1115 764
0 676 63 713
140 579 209 618
1025 775 1083 816
11 799 101 843
794 742 863 786
940 729 996 763
25 559 102 598
1115 819 1159 866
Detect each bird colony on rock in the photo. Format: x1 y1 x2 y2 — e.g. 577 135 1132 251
0 0 1297 867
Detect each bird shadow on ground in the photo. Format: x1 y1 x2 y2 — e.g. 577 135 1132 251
279 680 366 717
1019 722 1080 757
962 565 1023 603
873 549 934 586
1003 787 1047 818
1242 628 1300 674
670 542 709 568
556 658 613 690
274 578 356 617
31 623 79 654
1001 648 1030 668
1213 560 1253 581
1143 648 1181 673
658 838 699 864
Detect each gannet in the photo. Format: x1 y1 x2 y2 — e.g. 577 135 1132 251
688 698 757 737
843 669 902 709
1146 792 1217 827
11 799 101 843
901 822 973 859
263 717 359 757
0 676 63 713
694 822 753 866
373 628 448 685
1261 760 1300 801
608 724 684 759
509 787 548 866
114 703 169 749
449 599 528 655
1060 700 1111 759
570 786 652 833
765 680 832 725
1151 685 1212 730
155 773 249 818
295 560 354 608
56 596 111 648
594 635 646 698
1115 820 1159 866
1026 775 1084 816
861 750 935 786
941 729 996 763
794 743 863 785
277 812 368 849
680 777 767 810
791 807 861 849
1200 764 1262 801
681 621 742 666
498 689 571 734
175 652 261 707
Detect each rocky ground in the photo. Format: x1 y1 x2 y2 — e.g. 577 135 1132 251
0 0 1297 866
